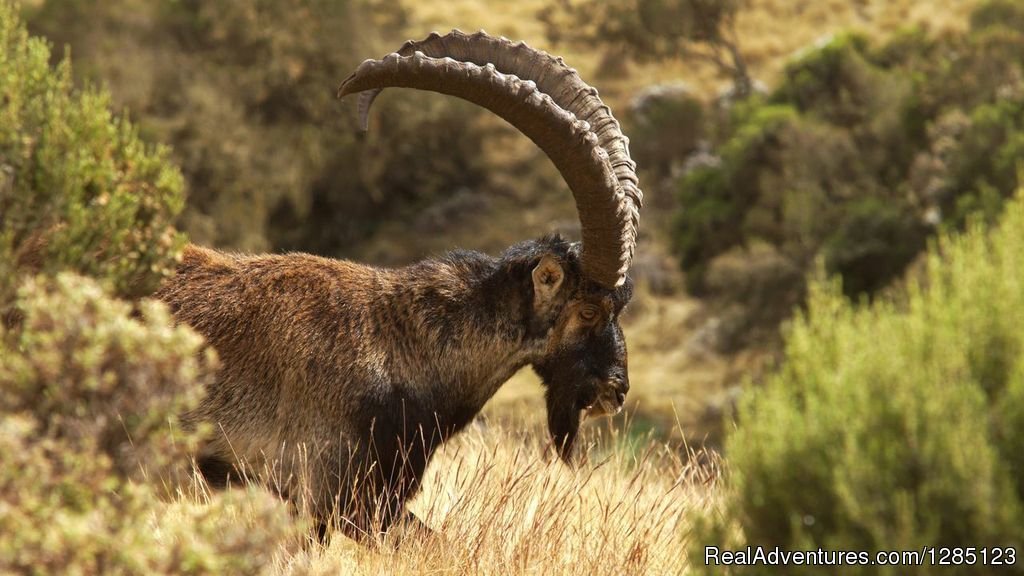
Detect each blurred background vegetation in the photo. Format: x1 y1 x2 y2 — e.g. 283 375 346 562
4 0 1024 572
12 0 1021 447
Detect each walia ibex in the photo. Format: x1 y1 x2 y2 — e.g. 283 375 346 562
156 30 643 544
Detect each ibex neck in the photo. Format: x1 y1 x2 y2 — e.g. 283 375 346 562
382 251 542 425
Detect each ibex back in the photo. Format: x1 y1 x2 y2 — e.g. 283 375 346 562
156 30 643 544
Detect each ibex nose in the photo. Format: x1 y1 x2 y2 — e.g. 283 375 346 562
614 372 630 394
612 373 629 405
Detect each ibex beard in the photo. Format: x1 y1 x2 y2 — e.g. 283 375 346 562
158 29 643 545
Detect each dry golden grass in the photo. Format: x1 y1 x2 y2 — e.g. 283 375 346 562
311 425 718 574
162 423 720 575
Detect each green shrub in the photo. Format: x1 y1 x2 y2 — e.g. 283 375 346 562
0 415 298 575
0 273 213 482
0 273 301 575
946 97 1024 223
774 33 877 127
0 0 185 304
673 11 1024 336
627 85 706 183
673 103 797 291
822 199 926 297
970 0 1024 33
697 189 1024 574
674 96 912 298
0 6 302 572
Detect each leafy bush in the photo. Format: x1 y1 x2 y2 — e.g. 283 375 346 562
0 273 212 482
672 7 1024 348
774 33 878 127
0 272 301 575
626 84 706 186
0 0 185 306
673 103 797 292
0 5 302 572
945 97 1024 224
822 199 926 296
696 189 1024 574
970 0 1024 33
674 92 918 298
0 415 298 575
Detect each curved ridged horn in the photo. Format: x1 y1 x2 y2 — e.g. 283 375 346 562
355 31 642 222
339 32 642 288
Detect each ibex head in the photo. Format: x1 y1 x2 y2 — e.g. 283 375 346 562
338 30 643 463
529 244 634 462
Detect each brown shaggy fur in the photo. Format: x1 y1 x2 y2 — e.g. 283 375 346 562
155 235 631 543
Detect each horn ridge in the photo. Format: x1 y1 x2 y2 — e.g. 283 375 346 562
339 34 640 287
350 31 637 193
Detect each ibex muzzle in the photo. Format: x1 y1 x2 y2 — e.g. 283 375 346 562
157 30 643 544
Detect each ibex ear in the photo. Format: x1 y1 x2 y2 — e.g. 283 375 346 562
532 255 564 305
